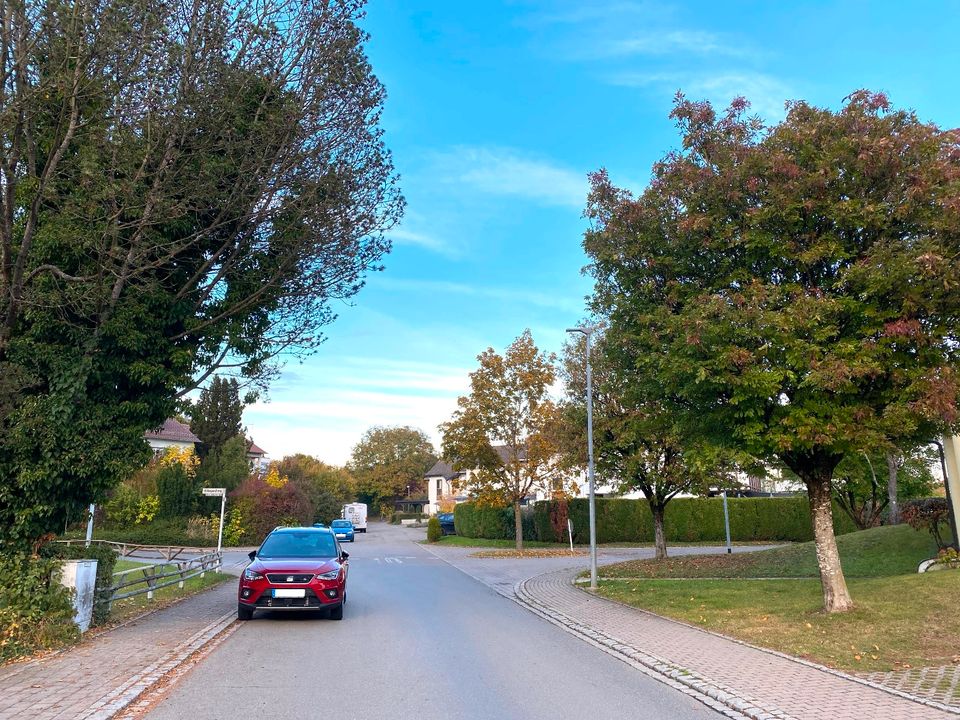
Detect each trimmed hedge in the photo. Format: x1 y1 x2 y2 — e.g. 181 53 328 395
453 503 536 541
456 496 858 544
42 542 119 626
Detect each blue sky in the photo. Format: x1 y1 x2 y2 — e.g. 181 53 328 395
243 0 960 465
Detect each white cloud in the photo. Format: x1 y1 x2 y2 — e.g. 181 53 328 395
389 227 458 258
601 30 750 59
431 146 588 209
371 276 587 315
243 353 476 465
609 70 793 120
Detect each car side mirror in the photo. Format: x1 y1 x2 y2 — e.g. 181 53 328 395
248 550 256 561
340 551 349 562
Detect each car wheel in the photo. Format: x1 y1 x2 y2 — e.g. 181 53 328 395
237 603 254 621
329 603 344 620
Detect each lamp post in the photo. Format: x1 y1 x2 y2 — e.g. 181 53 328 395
567 324 600 590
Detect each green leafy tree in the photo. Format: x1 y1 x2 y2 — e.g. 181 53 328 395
561 329 714 559
0 0 402 550
832 446 937 529
196 435 251 493
349 427 436 509
441 331 566 550
584 91 960 612
189 377 246 457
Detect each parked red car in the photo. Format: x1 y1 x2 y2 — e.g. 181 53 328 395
238 526 349 620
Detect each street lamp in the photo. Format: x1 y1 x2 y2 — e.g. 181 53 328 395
567 323 600 590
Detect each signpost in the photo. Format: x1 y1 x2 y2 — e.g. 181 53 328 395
201 487 226 566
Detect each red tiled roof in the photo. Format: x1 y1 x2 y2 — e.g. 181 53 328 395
144 418 200 443
248 441 266 456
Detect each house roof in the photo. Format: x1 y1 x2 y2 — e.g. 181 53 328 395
144 418 200 444
425 444 527 479
248 440 266 456
425 459 461 480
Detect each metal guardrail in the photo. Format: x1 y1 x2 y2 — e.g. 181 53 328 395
109 552 223 604
57 538 213 561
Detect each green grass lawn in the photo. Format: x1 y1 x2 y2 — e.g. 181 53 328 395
599 524 938 579
107 559 231 625
592 525 958 673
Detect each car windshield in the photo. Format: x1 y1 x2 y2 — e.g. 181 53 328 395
331 521 351 528
258 531 338 559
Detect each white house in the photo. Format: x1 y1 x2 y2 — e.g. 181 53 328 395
143 418 200 456
247 440 269 474
424 447 605 515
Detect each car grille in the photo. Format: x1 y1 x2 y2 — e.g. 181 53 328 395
266 573 314 584
254 588 327 608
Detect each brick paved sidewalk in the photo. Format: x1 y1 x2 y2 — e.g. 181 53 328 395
0 581 236 720
518 569 958 720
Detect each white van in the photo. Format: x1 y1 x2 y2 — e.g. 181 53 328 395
342 503 368 533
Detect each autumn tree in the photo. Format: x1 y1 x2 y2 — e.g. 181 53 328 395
0 0 402 549
441 330 565 550
190 377 247 457
274 454 356 523
348 427 436 509
561 329 713 559
584 91 960 612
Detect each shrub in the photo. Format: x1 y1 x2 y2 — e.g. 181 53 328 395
230 477 312 541
224 497 254 546
41 542 118 626
0 553 78 661
104 484 140 525
390 512 427 524
902 498 955 550
426 517 442 542
156 462 199 518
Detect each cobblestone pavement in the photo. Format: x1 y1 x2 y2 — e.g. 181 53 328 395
422 539 959 720
863 666 960 709
0 581 236 720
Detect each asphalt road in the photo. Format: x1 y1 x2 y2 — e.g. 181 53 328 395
144 523 720 720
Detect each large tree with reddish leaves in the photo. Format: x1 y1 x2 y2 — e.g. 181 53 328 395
585 91 960 612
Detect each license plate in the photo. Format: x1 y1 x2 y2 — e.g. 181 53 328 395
272 588 306 598
336 533 346 538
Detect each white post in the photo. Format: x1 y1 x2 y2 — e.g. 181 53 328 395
217 492 226 570
85 504 95 547
567 517 574 553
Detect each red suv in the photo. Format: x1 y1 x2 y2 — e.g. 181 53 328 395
238 526 349 620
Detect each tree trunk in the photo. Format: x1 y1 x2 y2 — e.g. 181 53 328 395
807 477 854 613
652 504 668 560
886 453 899 525
514 500 523 551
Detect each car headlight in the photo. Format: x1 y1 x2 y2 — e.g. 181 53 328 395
243 569 264 581
316 569 340 580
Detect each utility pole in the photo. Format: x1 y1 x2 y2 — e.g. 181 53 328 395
567 324 600 590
